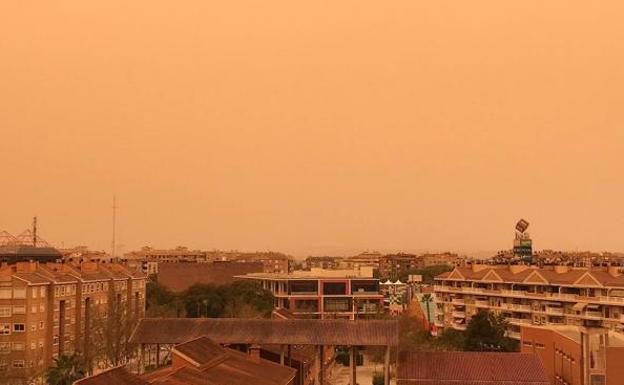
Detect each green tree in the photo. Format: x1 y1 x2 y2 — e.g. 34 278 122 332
45 354 85 385
463 310 518 352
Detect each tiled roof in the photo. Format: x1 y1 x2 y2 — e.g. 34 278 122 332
437 265 624 287
173 337 227 366
74 366 149 385
398 351 550 385
131 318 399 346
145 337 296 385
261 344 316 363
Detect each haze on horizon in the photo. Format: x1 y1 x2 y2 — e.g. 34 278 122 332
1 1 623 258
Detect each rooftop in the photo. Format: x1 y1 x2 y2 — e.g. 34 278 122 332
236 267 376 280
398 351 550 385
436 264 624 287
130 318 399 346
144 337 296 385
73 366 149 385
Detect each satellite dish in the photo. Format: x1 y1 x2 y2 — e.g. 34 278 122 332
515 219 529 233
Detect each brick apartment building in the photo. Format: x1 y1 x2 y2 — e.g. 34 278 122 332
521 324 624 385
0 261 146 385
236 269 384 320
378 252 461 279
124 248 292 275
434 264 624 340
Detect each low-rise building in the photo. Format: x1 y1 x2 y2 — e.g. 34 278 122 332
236 268 384 320
520 324 624 385
434 264 624 339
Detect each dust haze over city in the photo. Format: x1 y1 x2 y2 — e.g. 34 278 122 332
4 2 624 385
2 1 624 259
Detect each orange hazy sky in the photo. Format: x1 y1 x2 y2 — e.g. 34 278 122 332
1 1 623 257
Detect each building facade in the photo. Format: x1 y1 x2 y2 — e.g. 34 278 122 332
0 261 146 385
236 269 384 320
434 264 624 340
520 325 624 385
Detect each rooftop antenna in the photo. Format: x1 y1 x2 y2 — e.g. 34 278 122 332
111 196 117 259
33 216 37 247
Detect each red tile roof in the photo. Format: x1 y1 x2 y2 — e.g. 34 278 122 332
437 265 624 287
130 318 399 346
145 337 296 385
74 366 149 385
398 351 550 385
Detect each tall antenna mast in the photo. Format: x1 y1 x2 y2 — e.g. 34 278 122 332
32 216 37 247
111 196 117 259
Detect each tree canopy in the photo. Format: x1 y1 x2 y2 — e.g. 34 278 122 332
146 280 274 319
463 310 518 352
45 354 85 385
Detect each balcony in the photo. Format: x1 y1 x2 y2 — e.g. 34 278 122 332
508 331 521 340
508 318 532 326
452 311 466 318
451 298 465 305
585 311 603 319
474 300 489 308
545 307 564 315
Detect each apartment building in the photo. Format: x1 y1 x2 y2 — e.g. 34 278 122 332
124 248 292 275
378 253 462 280
520 324 624 385
0 261 146 385
433 264 624 340
236 269 384 320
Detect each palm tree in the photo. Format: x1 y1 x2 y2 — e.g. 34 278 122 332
421 294 434 330
45 354 85 385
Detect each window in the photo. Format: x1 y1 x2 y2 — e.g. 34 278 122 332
31 305 37 314
30 342 35 350
32 288 38 298
0 343 10 353
39 321 44 330
12 360 25 368
0 360 7 371
0 288 11 299
0 324 10 336
12 306 25 315
30 323 36 332
12 342 24 351
0 307 10 318
40 303 45 312
13 324 25 332
38 339 44 348
40 287 46 298
13 287 26 299
535 343 545 349
523 341 533 347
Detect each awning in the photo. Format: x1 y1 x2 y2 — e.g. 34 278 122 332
572 302 588 311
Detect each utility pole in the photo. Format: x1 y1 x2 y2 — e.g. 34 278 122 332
111 196 117 259
32 216 37 247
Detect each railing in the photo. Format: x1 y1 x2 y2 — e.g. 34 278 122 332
435 285 624 305
452 311 466 318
